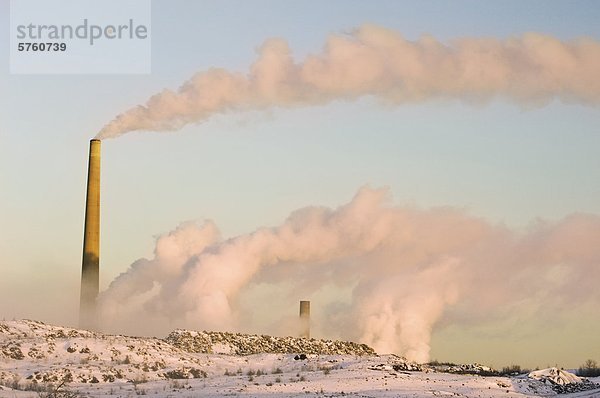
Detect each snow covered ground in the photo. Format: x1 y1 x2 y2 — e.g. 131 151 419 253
1 320 599 398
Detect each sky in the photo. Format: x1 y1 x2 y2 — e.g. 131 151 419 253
1 0 599 369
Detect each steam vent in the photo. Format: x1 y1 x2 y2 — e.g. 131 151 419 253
80 139 101 329
300 300 310 338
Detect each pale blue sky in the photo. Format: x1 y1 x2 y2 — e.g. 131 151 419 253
1 0 599 366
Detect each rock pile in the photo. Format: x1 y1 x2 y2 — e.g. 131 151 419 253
446 363 495 375
426 362 494 375
528 367 582 385
528 368 600 394
385 354 423 371
551 379 600 394
164 330 376 356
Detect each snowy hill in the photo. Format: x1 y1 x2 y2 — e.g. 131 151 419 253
0 319 209 385
0 319 372 384
1 319 599 398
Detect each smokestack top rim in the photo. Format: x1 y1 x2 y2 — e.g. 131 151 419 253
90 139 101 142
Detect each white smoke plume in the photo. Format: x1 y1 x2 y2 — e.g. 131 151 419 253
99 187 600 362
97 25 600 139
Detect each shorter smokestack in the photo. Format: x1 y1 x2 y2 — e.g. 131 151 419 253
299 300 310 338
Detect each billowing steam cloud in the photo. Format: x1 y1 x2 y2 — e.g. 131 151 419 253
99 187 600 362
97 25 600 139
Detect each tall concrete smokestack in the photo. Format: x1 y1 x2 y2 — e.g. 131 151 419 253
299 300 310 338
80 139 101 330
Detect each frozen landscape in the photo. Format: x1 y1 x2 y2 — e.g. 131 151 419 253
1 320 599 398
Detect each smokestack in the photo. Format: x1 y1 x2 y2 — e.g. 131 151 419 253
299 300 310 338
80 139 101 330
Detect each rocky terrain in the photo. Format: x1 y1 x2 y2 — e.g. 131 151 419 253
1 319 599 398
165 329 375 356
0 319 372 386
0 319 209 385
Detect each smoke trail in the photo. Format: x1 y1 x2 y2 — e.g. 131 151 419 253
97 25 600 139
99 187 600 362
